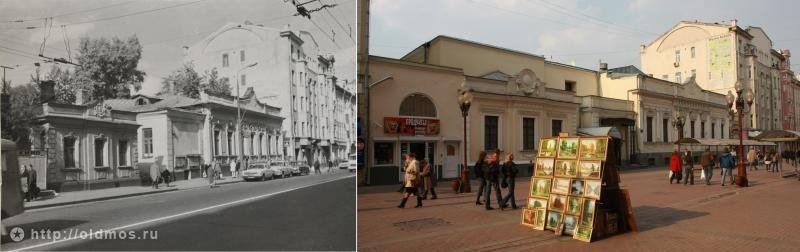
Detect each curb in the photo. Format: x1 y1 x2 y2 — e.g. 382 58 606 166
24 179 245 210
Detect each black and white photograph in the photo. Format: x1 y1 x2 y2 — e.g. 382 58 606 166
0 0 356 251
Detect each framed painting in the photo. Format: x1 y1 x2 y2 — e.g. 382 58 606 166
573 224 593 242
530 178 552 198
581 198 596 226
533 208 547 230
556 137 579 159
545 211 563 231
578 160 602 179
563 215 578 235
584 179 601 199
578 137 608 160
528 197 548 209
566 196 583 215
538 138 558 158
535 158 555 177
551 178 570 194
570 179 585 196
548 194 567 212
521 208 536 228
554 160 577 177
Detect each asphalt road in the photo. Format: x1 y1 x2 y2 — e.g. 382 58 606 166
1 172 355 251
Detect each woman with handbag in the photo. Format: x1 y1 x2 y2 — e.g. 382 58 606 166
398 153 423 208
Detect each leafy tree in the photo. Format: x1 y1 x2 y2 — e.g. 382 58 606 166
158 62 231 98
45 65 77 104
1 82 42 149
73 35 146 101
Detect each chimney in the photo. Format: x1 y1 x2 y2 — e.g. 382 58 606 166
599 62 608 72
39 80 55 104
731 19 738 27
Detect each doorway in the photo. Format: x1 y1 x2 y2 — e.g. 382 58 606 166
399 142 435 182
443 143 459 178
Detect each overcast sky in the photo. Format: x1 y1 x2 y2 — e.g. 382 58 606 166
369 0 800 74
0 0 356 95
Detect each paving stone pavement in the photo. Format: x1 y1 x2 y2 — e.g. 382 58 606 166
358 163 800 251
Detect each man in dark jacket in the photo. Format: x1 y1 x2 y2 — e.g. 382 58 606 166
700 148 714 185
719 148 736 186
500 153 519 209
474 151 487 205
682 149 694 185
483 149 504 210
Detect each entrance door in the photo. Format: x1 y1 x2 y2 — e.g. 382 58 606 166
443 143 459 179
398 142 435 182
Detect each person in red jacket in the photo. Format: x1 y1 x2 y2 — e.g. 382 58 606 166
669 150 682 184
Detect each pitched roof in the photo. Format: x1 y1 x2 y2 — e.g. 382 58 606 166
105 94 201 113
607 65 644 78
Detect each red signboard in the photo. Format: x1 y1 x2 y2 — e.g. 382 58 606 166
384 117 440 135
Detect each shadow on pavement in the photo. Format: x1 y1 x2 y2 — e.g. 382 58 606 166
1 219 89 244
633 205 708 232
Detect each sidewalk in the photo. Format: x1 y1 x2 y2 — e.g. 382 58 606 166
358 164 800 251
24 176 245 210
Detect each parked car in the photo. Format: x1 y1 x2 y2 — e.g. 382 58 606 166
268 161 292 178
2 139 24 235
242 163 274 181
295 161 310 175
348 154 357 173
338 160 349 169
287 161 302 176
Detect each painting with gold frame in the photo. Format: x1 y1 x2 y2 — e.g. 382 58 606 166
528 197 548 209
578 137 608 160
545 211 562 231
563 215 579 235
557 137 579 159
554 159 577 177
533 208 547 230
573 224 593 242
535 158 555 177
584 179 601 199
581 198 596 225
521 208 536 228
538 138 558 158
578 160 602 179
548 193 567 212
551 178 570 195
530 178 552 198
566 196 583 215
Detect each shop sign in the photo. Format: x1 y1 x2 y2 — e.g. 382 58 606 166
383 117 440 135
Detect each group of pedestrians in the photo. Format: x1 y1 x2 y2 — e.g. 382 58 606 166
397 152 437 208
669 146 783 186
20 164 40 202
473 149 519 211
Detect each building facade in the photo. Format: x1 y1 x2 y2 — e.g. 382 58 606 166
185 22 352 168
641 20 792 134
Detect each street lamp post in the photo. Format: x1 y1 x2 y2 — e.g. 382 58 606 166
672 110 685 150
236 62 258 164
726 81 754 187
457 88 473 193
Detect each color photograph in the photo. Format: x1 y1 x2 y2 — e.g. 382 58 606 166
531 178 552 198
555 160 577 177
539 138 558 157
557 137 579 158
578 160 602 179
578 137 608 160
535 158 555 177
548 193 567 212
551 178 570 194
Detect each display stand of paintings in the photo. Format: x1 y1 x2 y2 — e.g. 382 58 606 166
522 135 634 243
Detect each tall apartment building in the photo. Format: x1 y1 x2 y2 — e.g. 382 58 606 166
185 22 353 166
641 20 792 133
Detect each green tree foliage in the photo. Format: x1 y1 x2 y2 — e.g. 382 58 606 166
73 35 146 101
158 62 231 98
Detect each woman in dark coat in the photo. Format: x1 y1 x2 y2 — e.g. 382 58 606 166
420 159 437 200
474 151 488 205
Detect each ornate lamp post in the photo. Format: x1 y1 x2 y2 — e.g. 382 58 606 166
457 87 473 193
672 110 685 150
726 81 754 187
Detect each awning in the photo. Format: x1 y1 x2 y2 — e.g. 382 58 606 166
753 130 800 142
577 127 621 139
674 137 775 146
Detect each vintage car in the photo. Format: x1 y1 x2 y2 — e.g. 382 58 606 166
242 163 275 181
268 160 293 178
294 161 310 175
348 154 357 173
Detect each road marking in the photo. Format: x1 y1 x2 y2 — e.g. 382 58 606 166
11 174 354 251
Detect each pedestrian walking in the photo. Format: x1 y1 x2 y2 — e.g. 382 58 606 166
500 153 519 209
161 169 172 187
747 147 758 171
474 151 488 206
699 147 714 185
419 159 437 200
719 148 736 186
230 159 237 178
398 153 423 208
682 149 694 185
483 150 504 210
314 160 321 174
209 158 218 188
669 150 682 184
23 165 39 202
150 157 162 189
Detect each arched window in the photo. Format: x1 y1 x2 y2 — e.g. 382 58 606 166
399 93 436 117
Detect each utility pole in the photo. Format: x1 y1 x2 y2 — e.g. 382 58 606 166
1 65 17 92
